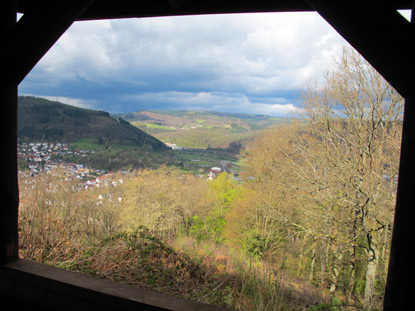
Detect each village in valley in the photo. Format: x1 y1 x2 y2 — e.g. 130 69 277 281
17 141 234 191
17 142 110 188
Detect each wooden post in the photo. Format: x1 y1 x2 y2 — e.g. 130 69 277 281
383 5 415 311
0 0 19 264
1 0 95 265
383 74 415 311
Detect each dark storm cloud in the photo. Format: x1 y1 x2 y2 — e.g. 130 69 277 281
20 12 343 116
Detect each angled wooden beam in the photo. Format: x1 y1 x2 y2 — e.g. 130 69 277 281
5 0 95 88
306 1 415 311
306 0 414 98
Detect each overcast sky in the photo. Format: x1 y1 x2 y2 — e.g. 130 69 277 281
19 11 409 117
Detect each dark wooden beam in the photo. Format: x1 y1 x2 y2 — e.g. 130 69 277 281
384 4 415 310
17 0 413 21
79 0 314 20
384 92 415 311
5 0 95 87
305 0 414 98
1 0 19 265
1 0 94 264
0 89 19 265
18 0 315 20
1 260 229 311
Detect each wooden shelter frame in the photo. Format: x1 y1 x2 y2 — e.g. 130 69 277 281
1 1 414 310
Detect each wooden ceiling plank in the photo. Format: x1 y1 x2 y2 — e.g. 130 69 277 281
78 0 414 20
17 0 315 20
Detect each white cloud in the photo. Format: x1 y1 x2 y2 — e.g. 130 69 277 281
21 12 344 115
270 103 303 116
121 91 301 117
36 20 118 81
22 94 96 110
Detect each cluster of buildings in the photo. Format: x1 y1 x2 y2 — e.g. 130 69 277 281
79 174 124 191
18 142 69 163
165 142 186 150
17 142 101 179
17 142 128 198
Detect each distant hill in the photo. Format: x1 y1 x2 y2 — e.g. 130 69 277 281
122 110 285 131
121 110 290 149
18 96 168 151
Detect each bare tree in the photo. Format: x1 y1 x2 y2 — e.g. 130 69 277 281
300 45 403 304
240 45 402 307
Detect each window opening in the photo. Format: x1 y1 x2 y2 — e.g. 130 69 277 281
16 12 404 311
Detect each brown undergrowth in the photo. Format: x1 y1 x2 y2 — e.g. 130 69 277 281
18 171 330 310
75 227 237 307
19 222 328 310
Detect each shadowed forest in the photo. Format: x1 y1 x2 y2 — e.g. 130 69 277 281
18 46 403 310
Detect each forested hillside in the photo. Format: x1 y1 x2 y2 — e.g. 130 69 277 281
18 96 168 150
236 46 403 308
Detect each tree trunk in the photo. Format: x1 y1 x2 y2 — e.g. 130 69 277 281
364 234 378 304
298 251 304 277
320 237 330 285
329 242 342 293
309 238 317 282
347 209 359 302
346 244 357 304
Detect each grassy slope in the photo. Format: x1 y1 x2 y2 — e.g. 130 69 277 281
123 110 291 149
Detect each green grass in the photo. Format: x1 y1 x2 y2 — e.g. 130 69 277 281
71 138 137 152
71 138 104 150
49 137 242 174
136 122 176 130
173 148 240 174
131 122 176 134
57 138 178 171
154 129 258 149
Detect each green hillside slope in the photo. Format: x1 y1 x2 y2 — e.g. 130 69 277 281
122 110 290 149
18 96 168 151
